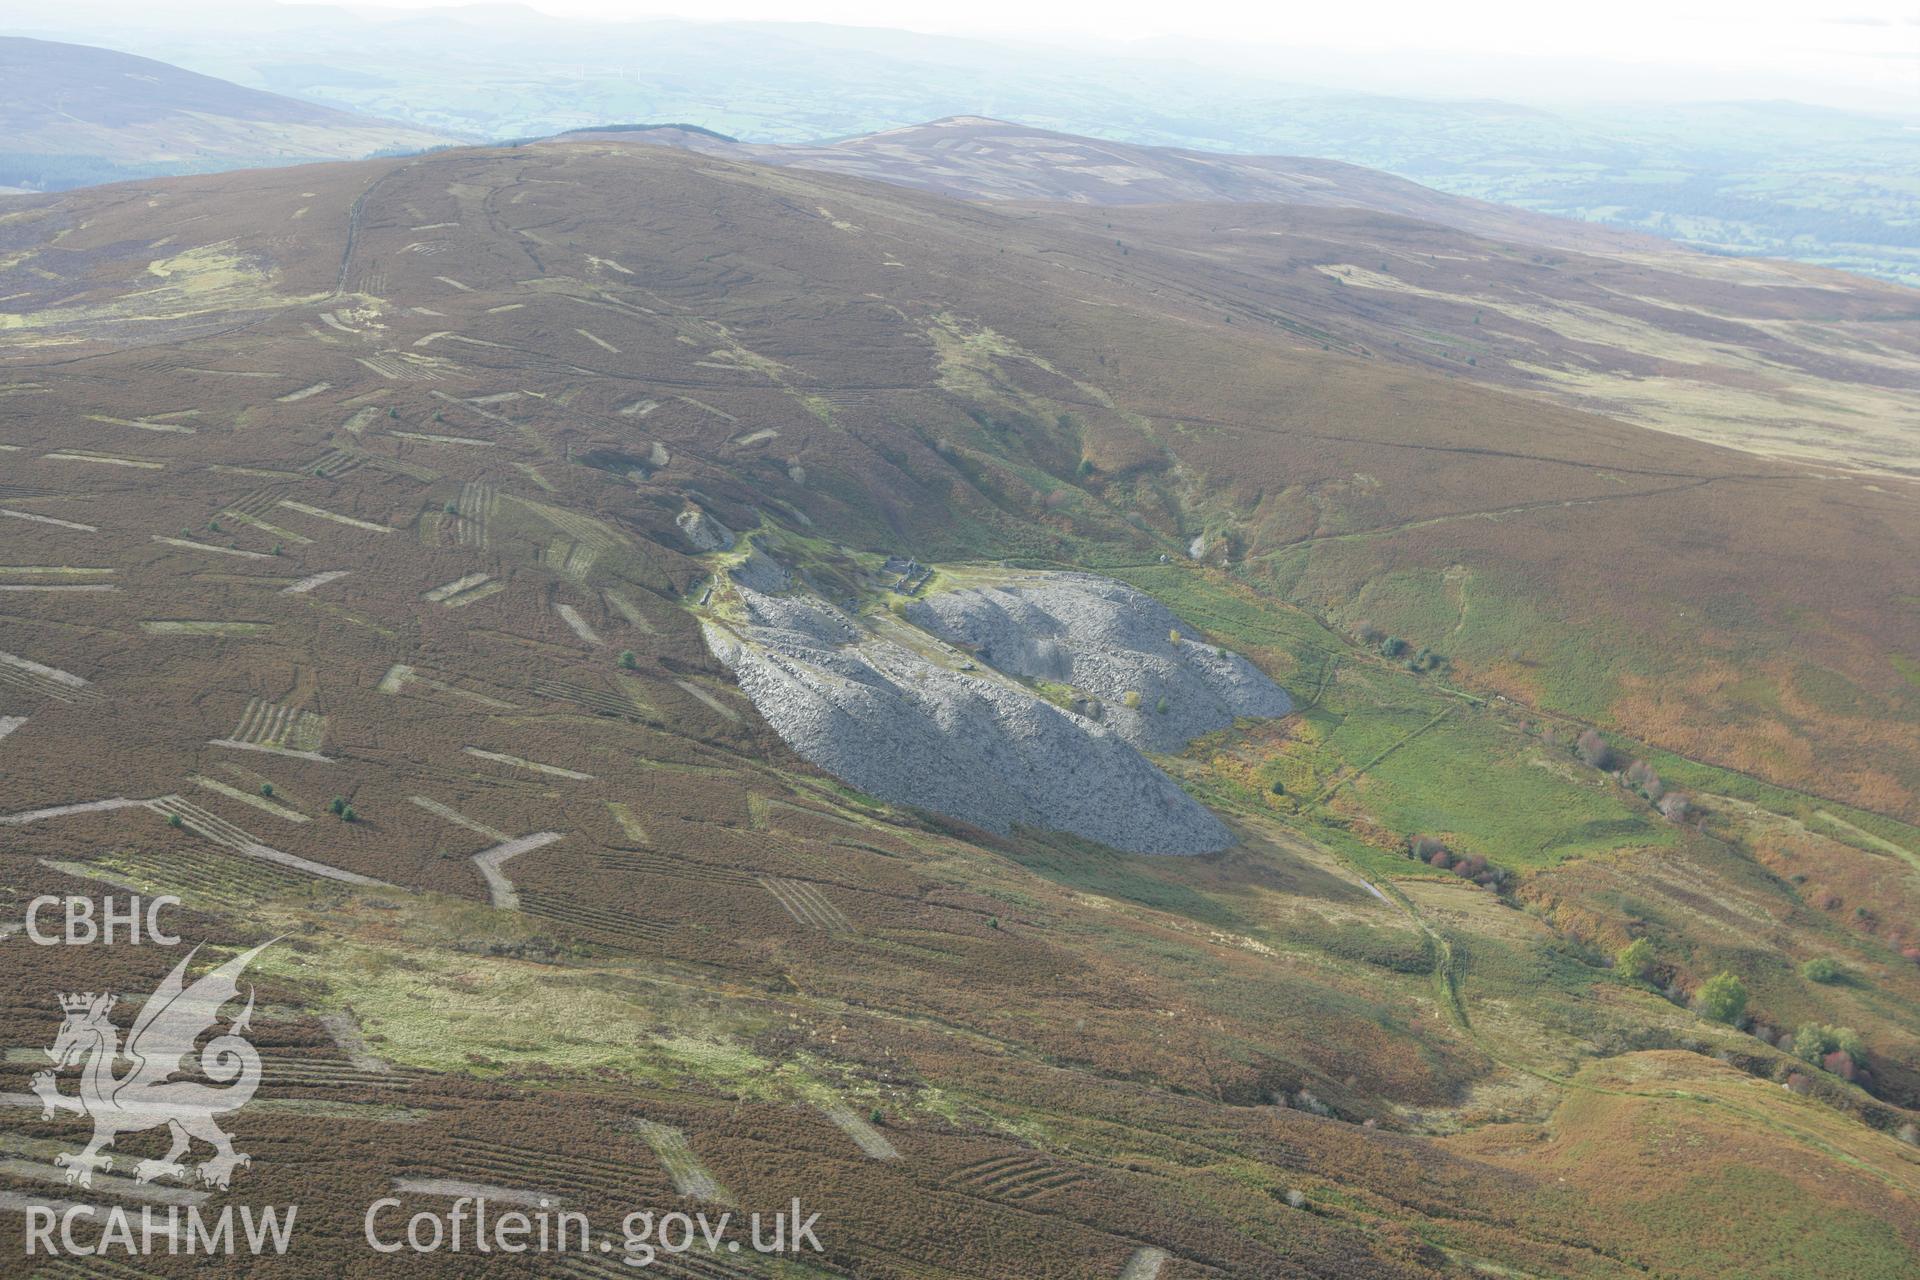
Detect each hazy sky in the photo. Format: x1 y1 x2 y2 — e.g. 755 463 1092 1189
279 0 1918 106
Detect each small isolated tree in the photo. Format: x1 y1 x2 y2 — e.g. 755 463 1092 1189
1624 759 1663 798
259 782 274 797
619 650 638 670
1576 729 1616 770
271 543 284 557
1379 636 1407 659
1616 937 1655 982
444 501 458 515
869 1108 885 1126
329 796 347 816
1155 696 1170 715
1122 691 1142 710
167 812 184 828
1800 956 1841 984
341 805 357 823
1168 628 1182 647
1694 971 1748 1025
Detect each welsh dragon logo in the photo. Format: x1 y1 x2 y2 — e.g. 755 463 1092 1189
31 941 271 1190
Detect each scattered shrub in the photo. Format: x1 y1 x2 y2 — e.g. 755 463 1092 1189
1694 971 1748 1025
1353 620 1383 645
1122 691 1142 709
1576 729 1616 770
329 796 347 816
167 812 183 828
1800 956 1841 984
1657 792 1693 822
259 783 274 797
1410 834 1447 860
1155 696 1170 715
1624 759 1664 800
1615 937 1655 981
619 650 638 670
1407 647 1443 673
1793 1023 1863 1064
341 806 357 823
1379 636 1408 659
1168 628 1182 646
1427 850 1453 870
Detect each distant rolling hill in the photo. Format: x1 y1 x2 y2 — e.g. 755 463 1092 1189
550 120 1920 479
565 115 1646 254
0 37 462 191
